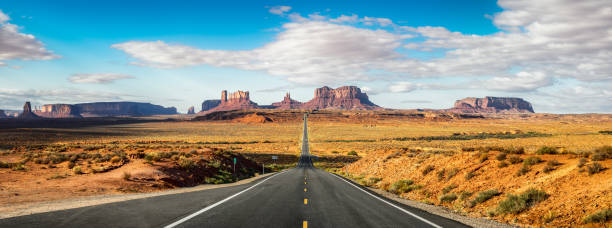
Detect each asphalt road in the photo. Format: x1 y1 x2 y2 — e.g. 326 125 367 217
0 114 469 228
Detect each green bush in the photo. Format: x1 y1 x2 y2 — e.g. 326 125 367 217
365 177 382 186
389 180 422 194
447 168 459 180
73 166 82 174
422 165 435 175
583 208 612 224
535 146 558 155
496 153 507 161
591 146 611 161
439 193 458 203
578 158 587 168
516 164 530 176
178 156 197 170
523 156 542 166
508 156 523 164
347 151 358 156
587 162 604 175
465 170 476 180
459 191 473 201
436 169 445 181
496 188 548 214
442 183 457 194
469 189 501 207
145 152 161 162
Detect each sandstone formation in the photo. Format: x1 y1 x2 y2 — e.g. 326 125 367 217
35 104 82 118
187 106 195 114
17 102 40 119
202 90 259 114
270 93 303 110
450 97 534 113
301 86 382 110
201 100 221 112
74 102 177 117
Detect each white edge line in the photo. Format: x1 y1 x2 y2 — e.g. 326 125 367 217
164 170 289 228
329 173 443 228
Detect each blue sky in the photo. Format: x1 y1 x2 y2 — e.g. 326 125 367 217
1 0 611 113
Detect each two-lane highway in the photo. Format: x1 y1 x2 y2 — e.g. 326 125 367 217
0 114 469 228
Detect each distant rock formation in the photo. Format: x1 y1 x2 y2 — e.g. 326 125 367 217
201 100 221 112
18 102 40 119
74 102 177 117
187 106 195 114
450 97 534 113
301 86 382 110
271 92 303 110
202 90 259 113
0 110 6 118
35 104 82 118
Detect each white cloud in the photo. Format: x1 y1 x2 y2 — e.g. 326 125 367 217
68 73 135 84
0 88 145 110
389 82 418 93
269 6 291 15
112 21 402 84
0 9 59 66
486 71 554 92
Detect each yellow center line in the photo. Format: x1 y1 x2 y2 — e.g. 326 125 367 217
304 198 308 205
303 221 308 228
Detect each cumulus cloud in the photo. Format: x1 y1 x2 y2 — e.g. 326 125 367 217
0 88 144 110
112 0 612 91
269 6 291 15
486 71 554 92
68 73 135 84
0 9 59 66
389 82 418 93
112 21 403 84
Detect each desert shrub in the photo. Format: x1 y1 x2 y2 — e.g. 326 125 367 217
439 193 458 203
600 131 612 135
543 160 560 173
465 170 476 180
171 155 179 161
498 161 509 168
446 168 459 180
523 156 542 166
516 164 530 176
145 152 161 162
178 156 197 170
331 150 339 154
478 152 489 163
442 183 457 194
347 151 358 156
469 189 501 207
73 166 82 174
535 146 558 155
591 146 611 161
110 156 121 163
496 188 548 214
578 158 588 168
459 191 473 201
505 147 525 154
389 180 422 194
422 165 435 175
122 172 131 180
496 153 507 161
508 156 522 164
365 177 382 186
67 161 75 169
583 208 612 224
12 163 26 171
587 162 604 175
436 169 445 181
208 160 222 168
0 160 8 168
190 150 198 154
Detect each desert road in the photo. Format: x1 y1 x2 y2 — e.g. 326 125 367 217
0 115 469 228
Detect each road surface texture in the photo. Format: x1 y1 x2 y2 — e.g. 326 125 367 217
0 114 469 228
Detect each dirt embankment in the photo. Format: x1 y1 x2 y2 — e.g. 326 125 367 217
344 147 612 227
0 147 262 206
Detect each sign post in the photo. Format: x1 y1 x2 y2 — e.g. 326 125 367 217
233 157 236 174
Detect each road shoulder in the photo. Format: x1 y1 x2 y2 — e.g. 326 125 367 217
0 172 279 219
